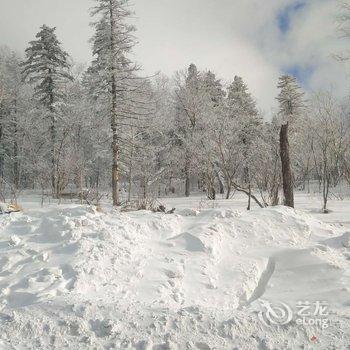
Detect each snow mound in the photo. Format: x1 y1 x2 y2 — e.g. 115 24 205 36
177 208 200 217
0 204 349 348
169 232 207 252
321 231 350 248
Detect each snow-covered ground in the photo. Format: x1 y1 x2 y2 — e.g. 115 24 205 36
0 193 350 349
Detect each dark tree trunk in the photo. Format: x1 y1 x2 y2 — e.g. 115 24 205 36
207 187 216 200
247 182 251 210
322 154 330 213
322 177 329 213
0 107 4 179
48 75 57 198
111 118 120 206
110 0 120 206
216 171 224 195
12 100 20 190
206 181 216 200
127 160 132 202
185 159 190 197
271 184 279 206
206 168 216 200
279 123 294 208
96 160 100 204
50 116 57 197
141 176 147 199
225 175 232 199
13 133 19 189
226 186 231 200
167 176 175 195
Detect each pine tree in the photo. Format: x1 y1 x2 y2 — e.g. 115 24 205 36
201 71 225 197
174 64 202 197
21 25 72 196
203 70 225 107
227 76 258 117
276 75 305 208
227 76 262 209
89 0 138 206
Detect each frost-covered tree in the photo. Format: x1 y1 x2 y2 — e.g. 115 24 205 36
0 47 33 195
260 116 282 205
226 76 262 209
127 75 173 200
203 70 225 107
174 64 203 197
201 70 226 197
21 25 72 196
89 0 140 206
309 92 350 212
276 75 304 208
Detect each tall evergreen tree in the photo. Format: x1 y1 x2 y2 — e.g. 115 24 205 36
227 76 262 209
203 70 225 106
89 0 138 206
21 25 72 196
276 75 304 208
227 76 258 117
174 64 204 197
201 71 225 197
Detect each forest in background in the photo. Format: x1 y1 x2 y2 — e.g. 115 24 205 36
1 0 350 213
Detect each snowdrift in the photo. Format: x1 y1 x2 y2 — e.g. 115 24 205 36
0 204 349 349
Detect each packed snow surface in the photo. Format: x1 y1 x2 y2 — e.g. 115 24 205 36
0 198 350 349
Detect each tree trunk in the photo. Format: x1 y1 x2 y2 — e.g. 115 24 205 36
79 169 83 205
127 145 133 202
48 72 58 198
185 159 190 197
13 100 20 190
166 176 175 195
247 182 251 210
50 108 57 196
110 0 120 206
207 179 216 200
322 178 329 213
111 128 120 206
13 141 19 189
96 161 100 205
279 123 294 208
216 171 224 195
226 185 231 200
225 174 232 199
127 163 132 202
322 156 330 213
141 176 147 199
0 108 4 179
271 184 279 206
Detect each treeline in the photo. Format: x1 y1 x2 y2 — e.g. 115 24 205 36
0 0 350 211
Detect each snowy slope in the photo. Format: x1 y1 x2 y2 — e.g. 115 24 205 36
0 202 350 349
